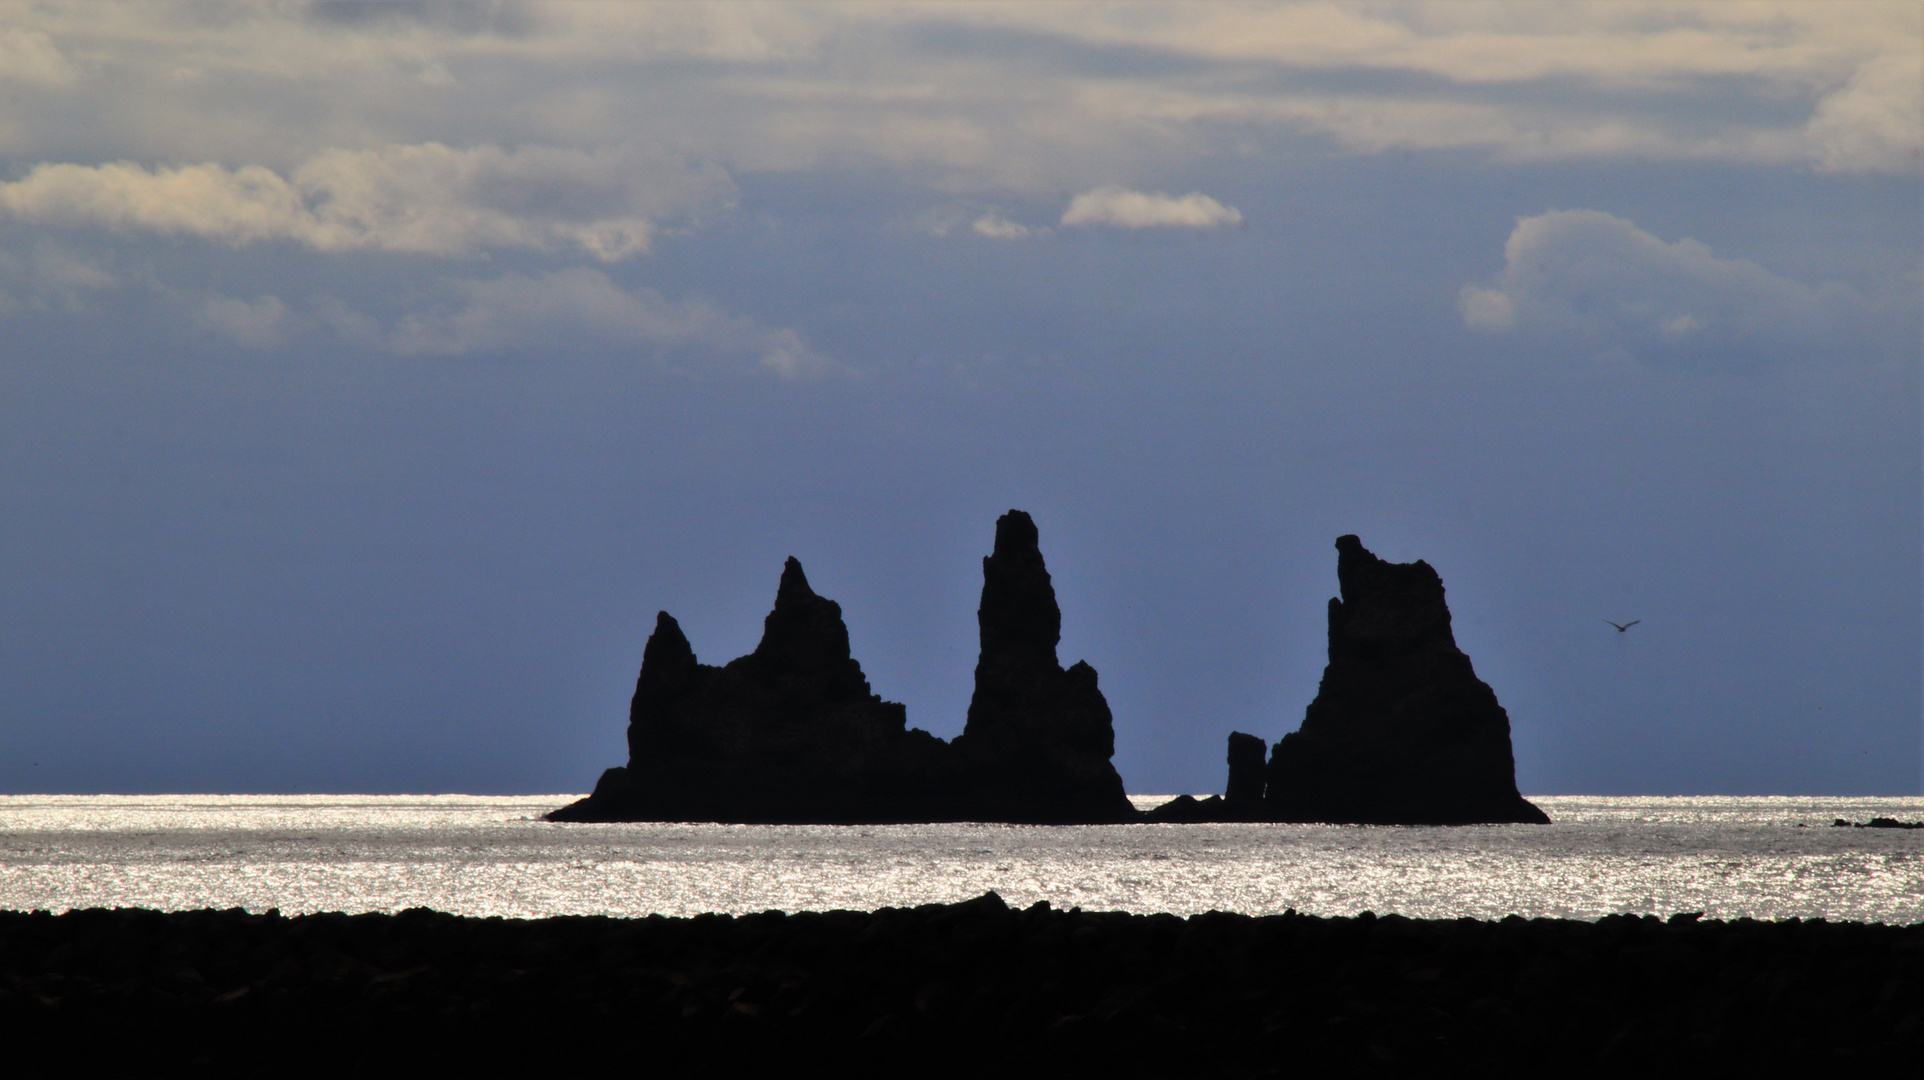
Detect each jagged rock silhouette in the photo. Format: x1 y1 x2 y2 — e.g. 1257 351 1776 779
552 524 1545 826
548 558 950 823
548 512 1130 823
949 510 1135 823
1264 535 1548 825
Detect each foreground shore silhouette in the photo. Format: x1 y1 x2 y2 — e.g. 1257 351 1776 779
3 896 1916 1072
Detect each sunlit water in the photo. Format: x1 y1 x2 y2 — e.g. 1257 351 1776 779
2 794 1921 923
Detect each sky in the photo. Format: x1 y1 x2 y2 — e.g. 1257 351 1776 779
0 2 1917 797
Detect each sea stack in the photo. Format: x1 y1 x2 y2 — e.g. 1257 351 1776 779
547 557 950 823
1223 731 1268 814
949 511 1136 823
1143 730 1270 823
1264 535 1548 825
548 511 1135 824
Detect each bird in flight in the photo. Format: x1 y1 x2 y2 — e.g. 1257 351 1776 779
1604 619 1641 633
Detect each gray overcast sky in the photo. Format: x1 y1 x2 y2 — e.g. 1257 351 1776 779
0 2 1917 796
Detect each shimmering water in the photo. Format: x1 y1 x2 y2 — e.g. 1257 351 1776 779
2 794 1921 923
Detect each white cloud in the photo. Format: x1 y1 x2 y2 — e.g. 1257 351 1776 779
1459 209 1869 364
1061 186 1242 230
386 268 839 378
971 211 1032 240
0 143 733 260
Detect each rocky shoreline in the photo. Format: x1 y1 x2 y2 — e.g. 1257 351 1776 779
4 896 1918 1073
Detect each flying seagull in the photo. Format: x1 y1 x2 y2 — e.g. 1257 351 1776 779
1604 619 1641 633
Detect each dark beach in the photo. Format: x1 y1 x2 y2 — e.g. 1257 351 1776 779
4 894 1918 1075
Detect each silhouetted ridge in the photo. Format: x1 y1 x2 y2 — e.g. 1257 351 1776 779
10 901 1917 1072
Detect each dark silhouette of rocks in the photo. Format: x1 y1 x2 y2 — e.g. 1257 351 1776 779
1224 731 1267 813
549 511 1131 824
552 520 1553 827
7 900 1918 1073
1143 732 1272 823
1264 535 1549 825
1142 793 1228 822
548 557 952 823
1832 817 1924 829
948 511 1135 823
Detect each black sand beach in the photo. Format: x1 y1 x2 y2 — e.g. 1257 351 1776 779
3 894 1918 1075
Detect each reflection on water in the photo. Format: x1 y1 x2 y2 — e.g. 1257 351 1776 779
1 794 1921 923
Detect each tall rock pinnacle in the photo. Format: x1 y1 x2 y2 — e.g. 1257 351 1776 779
953 510 1134 823
1265 535 1548 824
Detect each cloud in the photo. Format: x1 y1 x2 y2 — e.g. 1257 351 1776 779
0 240 119 314
182 269 835 376
1807 51 1924 174
196 293 297 350
1060 186 1242 230
970 211 1032 240
957 4 1920 174
4 4 1911 194
1459 210 1870 365
0 143 733 260
0 28 75 87
386 268 839 377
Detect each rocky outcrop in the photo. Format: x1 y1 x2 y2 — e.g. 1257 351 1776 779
1143 731 1272 823
1141 794 1225 822
1224 732 1267 814
549 511 1132 824
949 511 1136 823
1832 817 1924 829
548 557 952 823
1264 535 1548 825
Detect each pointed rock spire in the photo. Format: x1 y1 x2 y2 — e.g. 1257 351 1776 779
773 555 814 609
976 510 1062 677
1265 535 1548 825
748 556 871 702
955 510 1133 823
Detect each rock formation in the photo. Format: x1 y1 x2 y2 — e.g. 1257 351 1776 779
1264 535 1548 825
1143 731 1271 823
949 511 1136 823
1224 731 1268 814
548 557 952 823
1832 817 1924 829
548 511 1133 824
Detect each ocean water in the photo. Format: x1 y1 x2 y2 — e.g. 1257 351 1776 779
2 794 1921 923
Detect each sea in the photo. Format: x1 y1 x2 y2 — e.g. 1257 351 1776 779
2 794 1921 924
